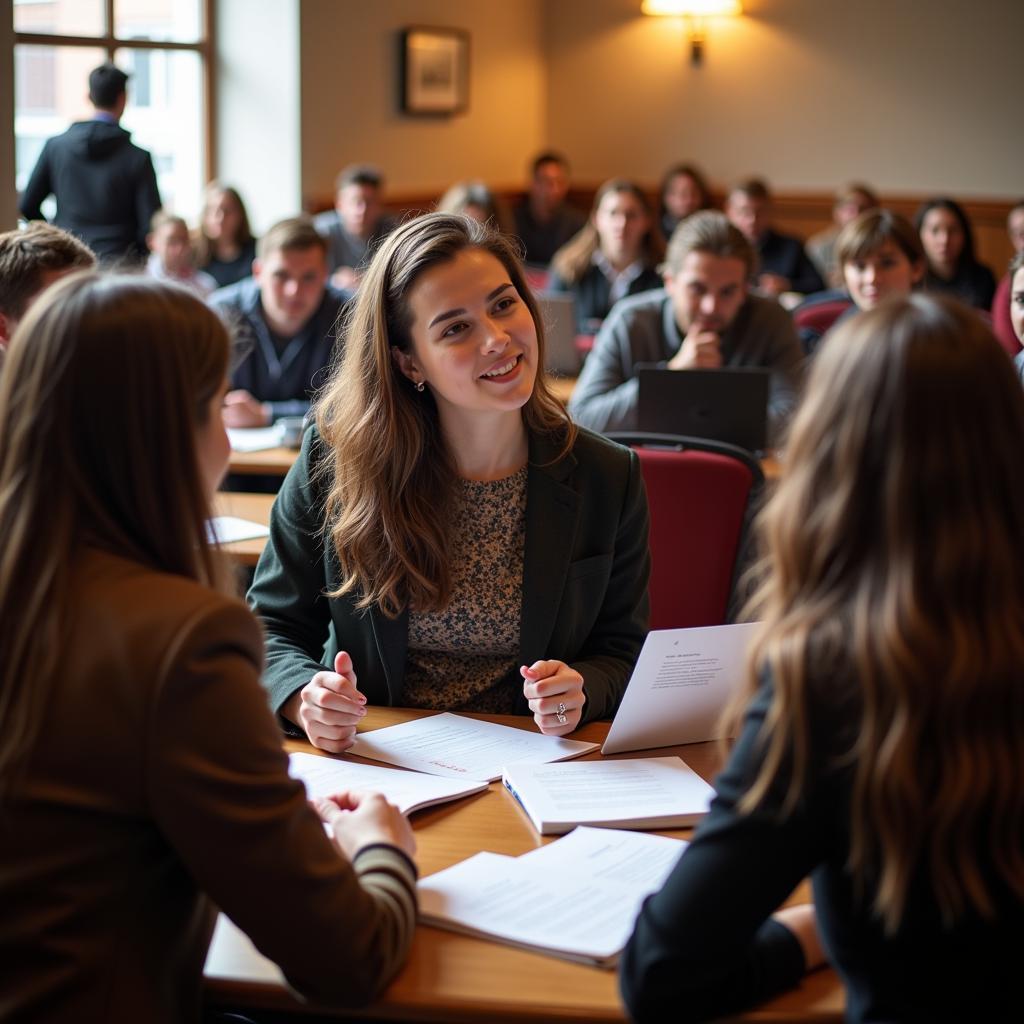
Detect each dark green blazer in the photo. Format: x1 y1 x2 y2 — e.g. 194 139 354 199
248 425 650 725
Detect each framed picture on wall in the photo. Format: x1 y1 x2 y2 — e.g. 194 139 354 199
400 27 470 116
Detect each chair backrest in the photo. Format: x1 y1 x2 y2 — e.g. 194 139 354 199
607 432 763 631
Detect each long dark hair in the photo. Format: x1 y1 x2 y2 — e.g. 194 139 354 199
735 294 1024 933
0 275 231 805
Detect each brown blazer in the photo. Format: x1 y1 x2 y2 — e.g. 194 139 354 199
0 547 415 1023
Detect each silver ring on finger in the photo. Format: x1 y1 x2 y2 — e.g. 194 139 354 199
556 711 567 725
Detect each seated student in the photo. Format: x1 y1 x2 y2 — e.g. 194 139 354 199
209 216 347 428
248 212 650 753
991 200 1024 356
549 179 665 333
512 151 587 267
726 178 825 298
0 222 94 356
194 181 258 289
620 295 1024 1023
805 183 879 289
658 163 714 241
568 210 804 442
437 179 511 233
1009 253 1024 381
145 210 217 297
313 164 398 291
915 197 996 310
724 178 827 299
800 209 925 354
0 275 417 1020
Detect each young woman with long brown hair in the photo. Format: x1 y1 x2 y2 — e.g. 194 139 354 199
249 212 650 753
0 275 417 1020
621 295 1024 1021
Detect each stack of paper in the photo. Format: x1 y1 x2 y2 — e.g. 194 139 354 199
502 756 715 835
206 516 271 545
418 826 686 966
227 424 285 452
348 712 599 782
288 751 488 815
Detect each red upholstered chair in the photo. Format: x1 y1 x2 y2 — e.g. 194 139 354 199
607 433 764 631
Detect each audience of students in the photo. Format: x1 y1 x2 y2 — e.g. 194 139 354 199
313 164 398 291
17 63 161 266
991 200 1024 356
915 197 996 311
658 163 714 241
569 210 803 441
194 181 258 289
726 178 826 298
247 213 650 752
805 183 880 288
549 179 665 332
145 211 217 297
210 217 346 428
512 151 587 266
0 222 95 354
437 179 510 233
0 275 418 1020
621 294 1024 1023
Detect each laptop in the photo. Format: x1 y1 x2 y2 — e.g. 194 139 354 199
536 293 582 376
636 366 769 453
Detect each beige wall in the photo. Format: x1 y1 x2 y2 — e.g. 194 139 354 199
299 0 545 206
545 0 1022 199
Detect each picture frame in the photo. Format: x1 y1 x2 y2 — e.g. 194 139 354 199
400 27 470 116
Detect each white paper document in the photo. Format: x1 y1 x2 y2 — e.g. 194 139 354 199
348 712 599 782
227 425 285 452
288 751 487 815
418 826 686 966
603 621 760 753
206 516 271 545
502 756 715 834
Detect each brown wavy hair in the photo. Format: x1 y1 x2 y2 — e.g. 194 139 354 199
0 274 231 805
734 294 1024 932
316 212 576 618
550 179 664 285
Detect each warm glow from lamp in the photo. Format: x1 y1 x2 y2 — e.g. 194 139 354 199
641 0 742 66
641 1 741 14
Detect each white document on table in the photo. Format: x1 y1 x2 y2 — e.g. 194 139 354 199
348 712 599 782
418 826 686 966
206 516 271 544
603 621 760 753
227 425 284 452
502 756 714 834
288 751 487 815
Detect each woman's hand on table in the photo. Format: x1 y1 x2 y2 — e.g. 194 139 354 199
315 790 416 861
521 660 586 735
282 651 366 753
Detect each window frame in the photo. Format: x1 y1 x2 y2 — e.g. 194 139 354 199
13 0 216 183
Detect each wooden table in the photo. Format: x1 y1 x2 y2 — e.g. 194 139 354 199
204 709 842 1022
228 445 300 476
213 491 275 566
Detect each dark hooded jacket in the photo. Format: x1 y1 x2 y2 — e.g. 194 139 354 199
18 119 161 264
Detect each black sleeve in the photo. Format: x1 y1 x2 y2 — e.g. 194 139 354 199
135 153 163 254
247 428 334 715
619 683 825 1022
18 143 53 222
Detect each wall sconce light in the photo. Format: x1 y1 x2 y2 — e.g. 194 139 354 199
641 0 742 67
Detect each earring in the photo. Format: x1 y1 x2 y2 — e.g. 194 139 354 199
415 380 426 392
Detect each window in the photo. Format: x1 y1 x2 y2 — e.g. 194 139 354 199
13 0 212 223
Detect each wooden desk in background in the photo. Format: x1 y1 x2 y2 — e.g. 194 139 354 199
204 708 842 1023
213 492 275 566
226 384 783 484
